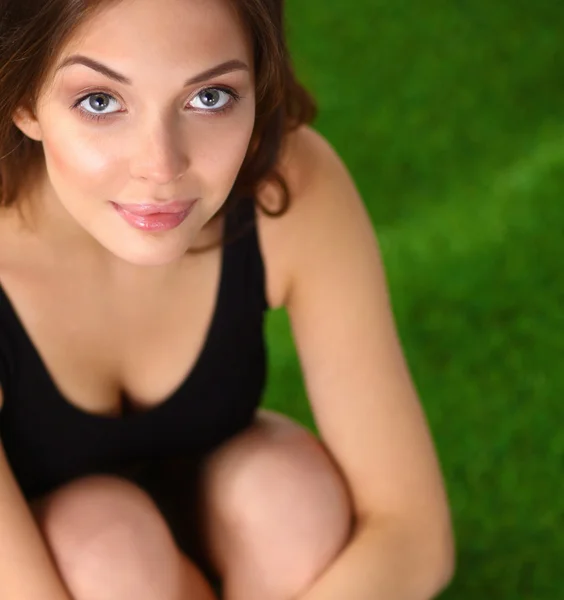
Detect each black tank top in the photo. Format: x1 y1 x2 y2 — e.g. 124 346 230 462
0 197 268 499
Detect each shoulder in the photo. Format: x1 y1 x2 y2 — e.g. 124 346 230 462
0 207 34 271
255 128 454 537
256 125 370 309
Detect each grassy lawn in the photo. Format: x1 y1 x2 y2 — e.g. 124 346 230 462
262 2 564 597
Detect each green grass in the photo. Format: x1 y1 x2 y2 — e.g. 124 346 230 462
262 2 564 597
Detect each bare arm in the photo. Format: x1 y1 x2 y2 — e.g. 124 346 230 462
0 388 73 600
260 126 454 598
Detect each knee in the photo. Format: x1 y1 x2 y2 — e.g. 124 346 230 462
233 422 352 549
32 475 183 600
204 412 354 594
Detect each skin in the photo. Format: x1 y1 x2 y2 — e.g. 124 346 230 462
1 0 455 597
5 0 260 417
14 0 256 268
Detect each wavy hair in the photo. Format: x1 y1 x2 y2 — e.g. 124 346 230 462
0 0 317 240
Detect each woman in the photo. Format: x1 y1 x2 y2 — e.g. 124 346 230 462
0 0 455 598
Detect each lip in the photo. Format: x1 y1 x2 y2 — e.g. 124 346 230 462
111 199 197 232
114 199 197 216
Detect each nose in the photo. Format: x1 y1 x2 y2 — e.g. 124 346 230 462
129 118 189 185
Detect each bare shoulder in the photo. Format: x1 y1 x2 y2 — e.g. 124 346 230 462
0 213 10 412
255 125 366 309
255 125 453 551
0 211 13 271
0 208 31 270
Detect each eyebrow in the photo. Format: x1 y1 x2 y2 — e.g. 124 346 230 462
56 55 250 86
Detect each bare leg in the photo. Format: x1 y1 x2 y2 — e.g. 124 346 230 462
197 410 354 600
30 475 217 600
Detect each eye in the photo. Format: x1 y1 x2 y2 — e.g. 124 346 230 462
78 93 122 115
189 88 235 112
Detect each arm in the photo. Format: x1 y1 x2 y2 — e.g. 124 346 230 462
263 127 455 599
0 388 73 600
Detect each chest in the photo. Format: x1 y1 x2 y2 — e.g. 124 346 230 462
0 240 271 498
0 251 222 417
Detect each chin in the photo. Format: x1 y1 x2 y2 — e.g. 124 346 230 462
88 210 208 267
104 239 191 268
123 253 186 268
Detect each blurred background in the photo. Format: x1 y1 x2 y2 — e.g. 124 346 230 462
262 1 564 598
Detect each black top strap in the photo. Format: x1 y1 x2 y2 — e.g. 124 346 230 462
223 197 269 312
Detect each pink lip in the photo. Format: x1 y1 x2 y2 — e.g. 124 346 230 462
116 200 197 216
112 199 197 232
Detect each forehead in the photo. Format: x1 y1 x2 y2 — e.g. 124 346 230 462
57 0 251 74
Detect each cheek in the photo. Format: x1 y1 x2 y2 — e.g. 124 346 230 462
40 105 255 200
198 113 256 183
42 127 123 193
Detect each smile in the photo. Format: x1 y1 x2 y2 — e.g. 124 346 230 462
111 200 197 232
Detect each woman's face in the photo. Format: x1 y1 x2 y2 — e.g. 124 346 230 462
16 0 256 266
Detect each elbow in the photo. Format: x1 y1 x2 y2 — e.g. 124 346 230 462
431 545 456 598
364 506 457 598
383 510 456 599
420 518 457 599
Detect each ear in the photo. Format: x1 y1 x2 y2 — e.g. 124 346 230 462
12 105 43 142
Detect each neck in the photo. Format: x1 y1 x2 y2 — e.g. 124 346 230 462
13 168 189 287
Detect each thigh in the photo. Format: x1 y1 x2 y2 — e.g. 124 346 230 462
195 409 353 598
28 473 219 600
103 454 222 592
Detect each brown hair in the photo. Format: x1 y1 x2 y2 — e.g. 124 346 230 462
0 0 316 234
